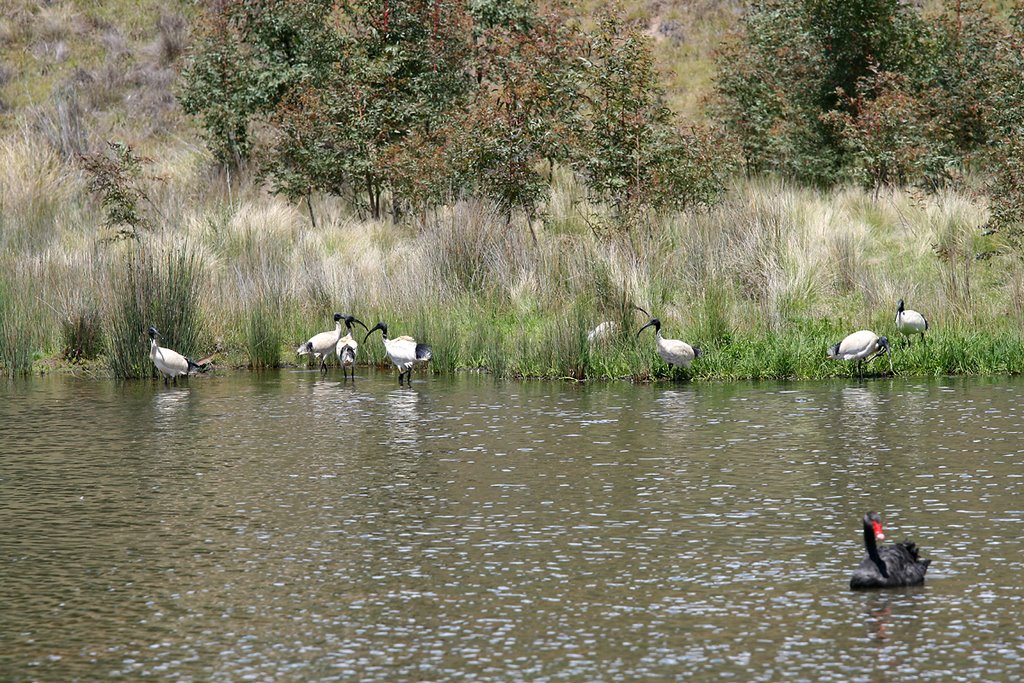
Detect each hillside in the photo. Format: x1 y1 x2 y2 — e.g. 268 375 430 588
2 0 1023 382
0 0 736 155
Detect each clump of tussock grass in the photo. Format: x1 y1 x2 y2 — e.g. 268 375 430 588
32 84 92 160
83 51 132 111
154 12 187 66
61 308 104 361
0 271 42 376
243 300 283 369
32 244 107 361
33 3 78 42
105 244 206 379
420 311 460 375
0 128 88 251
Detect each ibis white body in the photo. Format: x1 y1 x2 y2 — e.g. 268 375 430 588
147 327 209 383
383 336 428 374
336 334 359 376
365 322 432 384
297 313 344 372
895 300 928 342
829 330 887 361
828 330 892 377
656 333 699 368
150 339 191 379
333 316 368 379
637 318 701 371
587 321 618 344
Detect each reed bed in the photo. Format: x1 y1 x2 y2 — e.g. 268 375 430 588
1 128 1019 382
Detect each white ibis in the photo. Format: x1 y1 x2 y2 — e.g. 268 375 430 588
587 320 618 344
827 330 892 378
895 299 928 344
636 318 701 371
147 327 213 384
335 315 369 380
297 312 344 372
364 321 432 385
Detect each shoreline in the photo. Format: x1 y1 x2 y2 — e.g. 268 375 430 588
15 327 1024 383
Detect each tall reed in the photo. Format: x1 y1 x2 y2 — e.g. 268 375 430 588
0 272 39 376
105 244 206 379
244 300 283 369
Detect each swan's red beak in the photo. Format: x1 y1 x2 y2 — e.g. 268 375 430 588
871 520 885 541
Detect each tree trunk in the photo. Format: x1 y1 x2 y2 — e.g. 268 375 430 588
305 194 317 229
367 175 380 220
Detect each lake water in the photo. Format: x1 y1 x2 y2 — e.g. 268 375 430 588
1 371 1022 681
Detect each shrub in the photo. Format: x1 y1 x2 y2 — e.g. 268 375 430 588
80 141 153 240
61 308 104 362
105 246 205 379
573 15 735 220
713 0 928 184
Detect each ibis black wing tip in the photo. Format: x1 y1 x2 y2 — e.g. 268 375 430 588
415 343 432 361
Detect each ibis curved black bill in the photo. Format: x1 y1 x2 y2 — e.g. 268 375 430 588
636 318 661 337
346 316 369 333
364 321 387 343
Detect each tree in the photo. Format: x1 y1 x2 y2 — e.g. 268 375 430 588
453 2 583 217
179 0 339 166
713 0 927 184
822 69 950 191
573 15 733 218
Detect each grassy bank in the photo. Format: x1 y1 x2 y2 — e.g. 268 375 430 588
1 123 1021 382
4 0 1021 383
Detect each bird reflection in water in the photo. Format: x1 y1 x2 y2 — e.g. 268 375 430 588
153 385 189 415
385 388 420 449
866 595 892 642
862 594 901 681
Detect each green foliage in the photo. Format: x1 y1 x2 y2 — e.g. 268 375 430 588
979 9 1024 246
714 0 928 184
714 0 1024 203
178 0 339 165
0 273 39 377
244 301 282 369
62 307 104 362
453 4 582 215
106 246 206 379
80 141 153 239
253 0 475 217
821 69 952 190
574 15 734 217
180 1 731 220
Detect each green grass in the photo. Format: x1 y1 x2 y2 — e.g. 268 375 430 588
0 273 41 377
105 244 206 379
244 300 283 369
3 168 1021 383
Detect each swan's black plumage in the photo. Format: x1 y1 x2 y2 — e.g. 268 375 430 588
850 511 930 589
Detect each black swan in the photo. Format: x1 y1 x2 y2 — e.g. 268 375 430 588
849 511 930 589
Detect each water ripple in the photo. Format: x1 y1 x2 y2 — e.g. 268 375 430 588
1 374 1023 680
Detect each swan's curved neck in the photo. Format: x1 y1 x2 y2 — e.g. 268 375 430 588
863 522 888 577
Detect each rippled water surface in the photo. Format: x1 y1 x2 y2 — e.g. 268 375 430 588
2 372 1023 681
